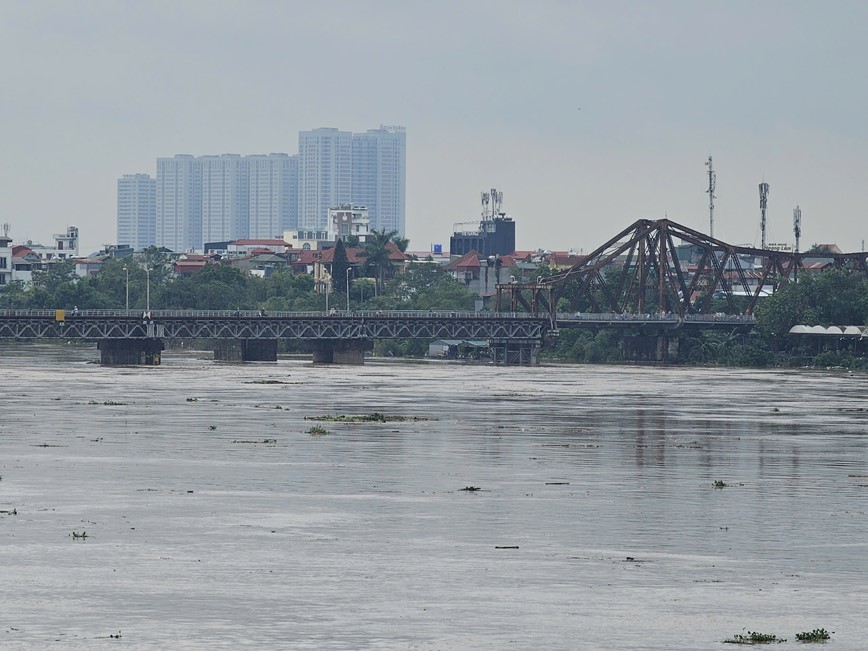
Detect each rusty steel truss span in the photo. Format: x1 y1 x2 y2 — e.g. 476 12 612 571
496 218 868 318
0 310 550 341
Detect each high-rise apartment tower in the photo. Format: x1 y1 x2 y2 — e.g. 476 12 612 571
117 173 156 251
298 128 353 232
351 126 406 236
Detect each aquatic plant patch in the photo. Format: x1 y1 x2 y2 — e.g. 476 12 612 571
723 631 785 644
305 412 433 423
795 628 831 642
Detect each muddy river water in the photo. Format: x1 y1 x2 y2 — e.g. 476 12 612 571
1 345 866 649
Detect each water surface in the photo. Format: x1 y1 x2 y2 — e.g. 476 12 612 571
1 345 866 649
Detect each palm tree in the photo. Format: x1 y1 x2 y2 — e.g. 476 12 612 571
362 229 398 293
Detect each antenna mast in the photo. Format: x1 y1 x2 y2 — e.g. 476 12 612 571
705 156 716 237
793 205 801 253
759 181 770 250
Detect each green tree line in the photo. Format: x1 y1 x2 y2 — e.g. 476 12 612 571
0 254 476 314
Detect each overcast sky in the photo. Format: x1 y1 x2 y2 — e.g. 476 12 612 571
1 0 866 255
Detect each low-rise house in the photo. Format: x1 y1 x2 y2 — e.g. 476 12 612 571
445 250 507 301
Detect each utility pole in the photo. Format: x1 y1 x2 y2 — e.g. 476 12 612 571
793 205 802 282
706 156 716 238
793 205 802 254
759 181 770 250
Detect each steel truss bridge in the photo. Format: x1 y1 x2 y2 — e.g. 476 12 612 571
0 309 549 341
0 309 551 365
497 218 868 319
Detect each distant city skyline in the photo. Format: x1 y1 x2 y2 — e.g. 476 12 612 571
117 126 405 252
3 2 866 255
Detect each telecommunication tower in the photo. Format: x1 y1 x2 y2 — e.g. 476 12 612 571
481 188 503 220
759 181 770 250
793 205 802 253
705 157 716 237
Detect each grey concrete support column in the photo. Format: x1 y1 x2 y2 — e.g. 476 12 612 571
310 340 370 365
213 339 244 362
622 334 679 363
490 338 541 365
99 339 163 366
242 339 278 362
213 339 278 362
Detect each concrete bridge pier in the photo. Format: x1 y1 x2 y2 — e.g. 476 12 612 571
622 334 680 363
311 339 371 365
99 338 164 366
490 338 541 365
213 339 278 362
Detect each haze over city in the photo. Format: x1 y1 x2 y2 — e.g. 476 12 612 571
2 0 866 255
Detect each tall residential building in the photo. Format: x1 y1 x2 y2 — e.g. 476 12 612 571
298 128 352 231
156 153 298 250
157 155 200 252
200 154 244 243
117 174 156 251
247 153 298 238
351 126 406 236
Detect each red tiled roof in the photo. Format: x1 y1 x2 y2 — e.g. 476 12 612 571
174 260 208 274
294 250 324 265
317 247 367 265
385 241 409 261
445 250 481 271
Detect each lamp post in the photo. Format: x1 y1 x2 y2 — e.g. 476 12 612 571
145 267 151 313
346 267 353 312
123 266 129 313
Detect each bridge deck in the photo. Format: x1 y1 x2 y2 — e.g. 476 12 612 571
0 310 551 341
0 309 755 341
556 312 756 330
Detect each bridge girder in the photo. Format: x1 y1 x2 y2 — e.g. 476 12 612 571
0 313 549 342
496 218 868 317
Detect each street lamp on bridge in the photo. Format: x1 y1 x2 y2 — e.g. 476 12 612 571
346 267 354 312
145 267 151 312
122 266 129 313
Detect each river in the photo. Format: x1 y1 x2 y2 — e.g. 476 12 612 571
1 344 866 649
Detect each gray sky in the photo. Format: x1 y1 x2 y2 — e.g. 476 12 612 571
2 0 866 255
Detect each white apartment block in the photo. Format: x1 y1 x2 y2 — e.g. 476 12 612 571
247 153 298 239
351 126 406 236
151 125 402 251
298 128 352 232
25 226 80 260
328 204 370 242
200 154 244 243
156 153 299 251
157 154 201 252
0 232 12 288
117 173 156 251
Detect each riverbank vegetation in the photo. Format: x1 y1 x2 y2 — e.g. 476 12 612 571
544 269 868 370
1 255 865 369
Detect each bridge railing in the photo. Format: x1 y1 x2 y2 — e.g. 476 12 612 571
556 312 755 323
0 309 547 320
